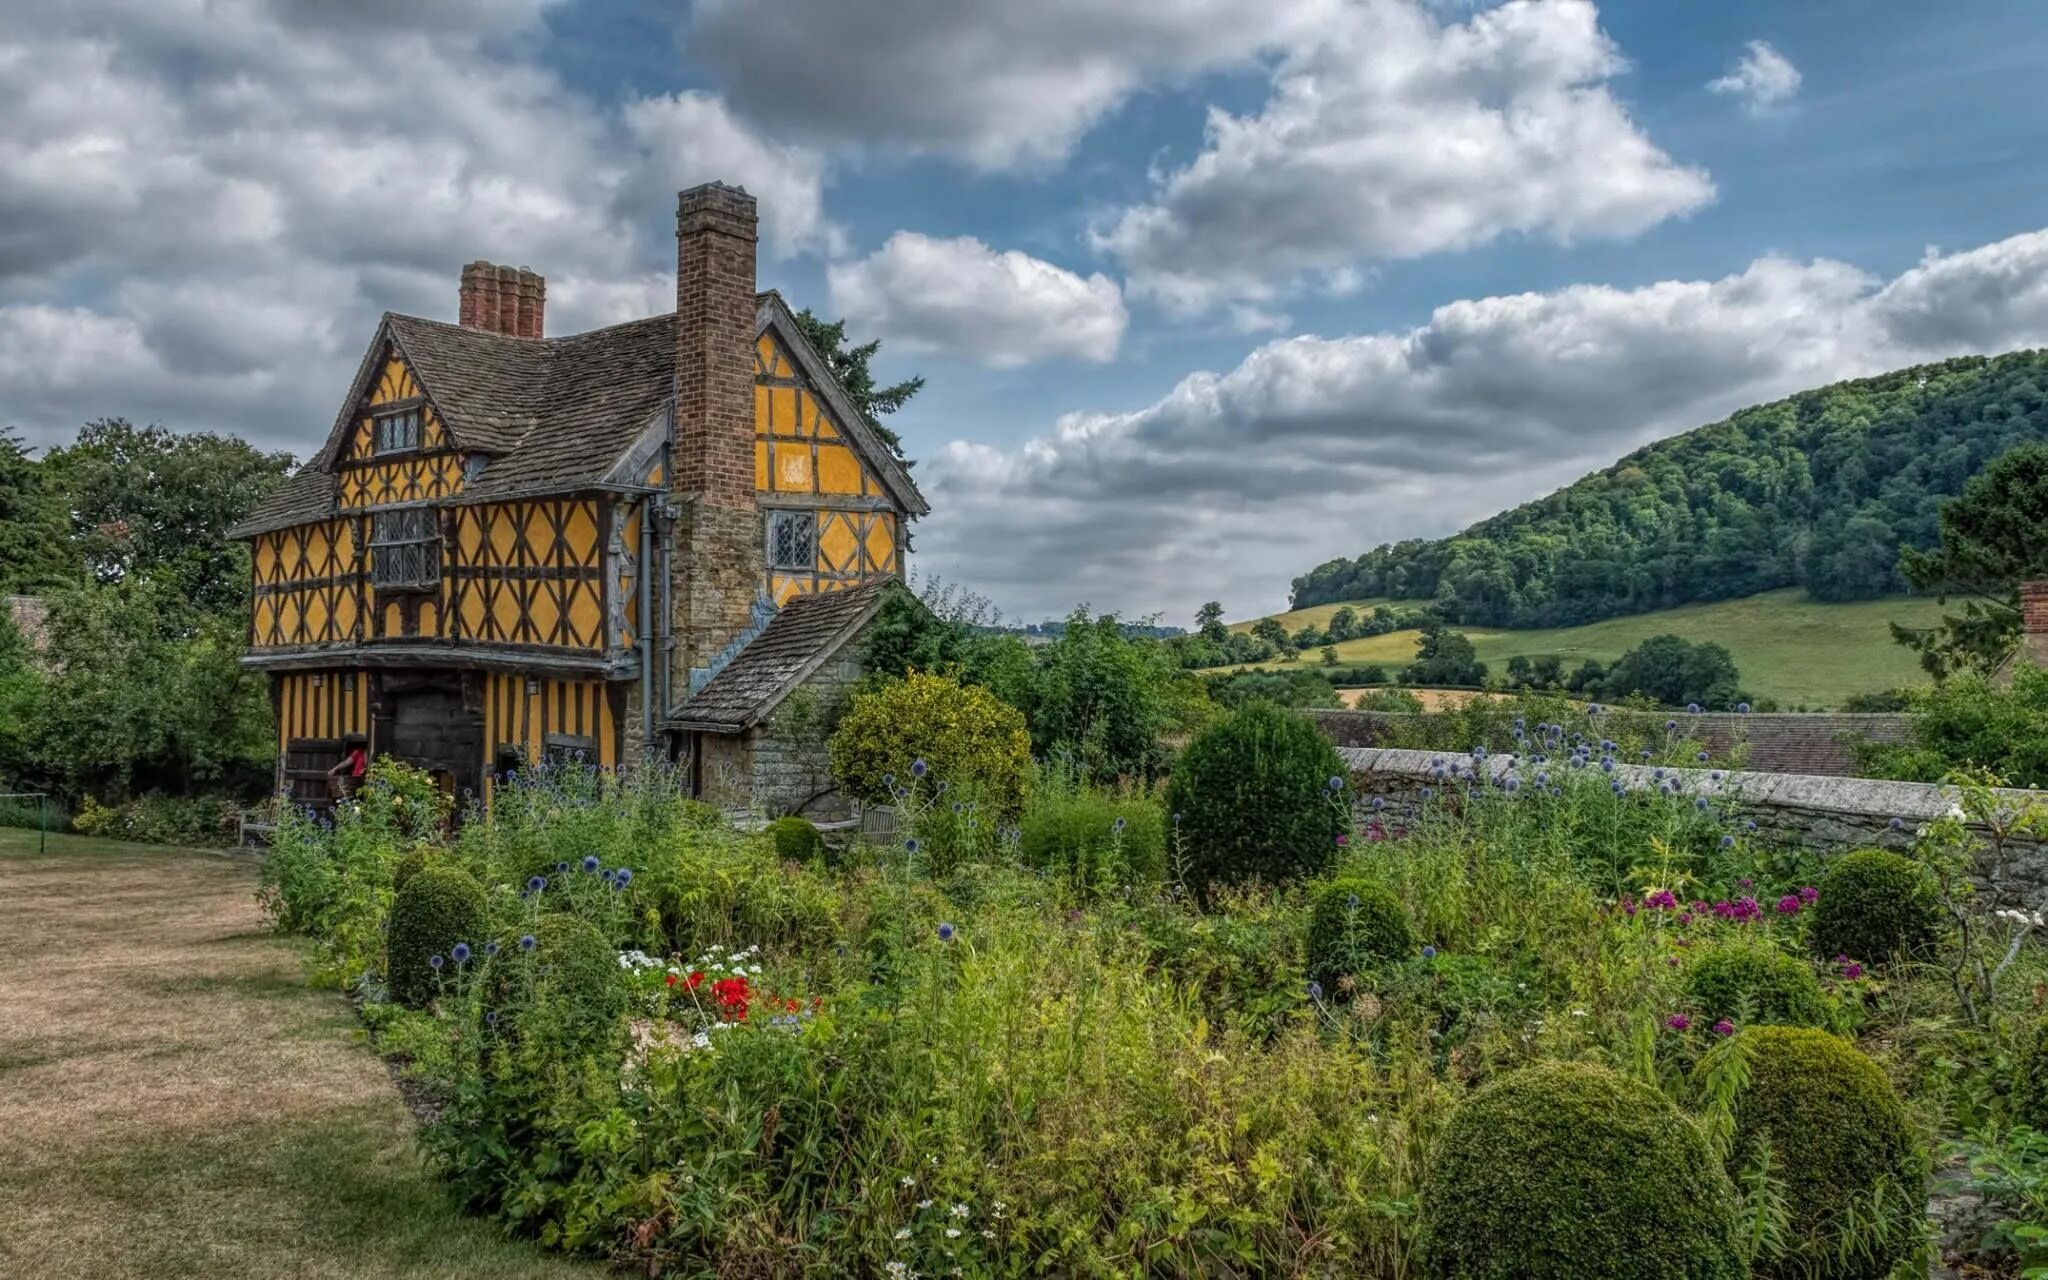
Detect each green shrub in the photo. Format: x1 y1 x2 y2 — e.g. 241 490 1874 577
1807 849 1944 964
828 670 1032 816
391 847 429 892
2013 1018 2048 1131
1305 877 1412 993
1415 1060 1743 1280
386 865 486 1008
1683 943 1834 1031
1719 1026 1924 1280
499 914 626 1058
1164 703 1347 892
764 815 824 863
1016 783 1167 890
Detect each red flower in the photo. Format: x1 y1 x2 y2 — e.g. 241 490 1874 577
665 973 678 987
685 970 704 991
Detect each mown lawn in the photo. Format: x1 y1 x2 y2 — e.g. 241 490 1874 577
0 829 595 1280
1226 588 1949 707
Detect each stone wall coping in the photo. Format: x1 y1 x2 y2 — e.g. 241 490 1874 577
1337 745 2045 824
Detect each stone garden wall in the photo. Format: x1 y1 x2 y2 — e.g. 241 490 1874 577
1338 746 2048 903
1314 710 1914 777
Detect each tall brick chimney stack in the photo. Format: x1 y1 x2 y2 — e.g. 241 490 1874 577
2019 579 2048 668
458 261 545 339
670 183 764 692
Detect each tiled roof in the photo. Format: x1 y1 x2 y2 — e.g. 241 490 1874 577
666 579 900 732
231 293 929 535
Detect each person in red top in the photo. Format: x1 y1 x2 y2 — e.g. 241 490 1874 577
327 734 369 803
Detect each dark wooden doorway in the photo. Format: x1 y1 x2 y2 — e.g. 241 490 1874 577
373 672 484 817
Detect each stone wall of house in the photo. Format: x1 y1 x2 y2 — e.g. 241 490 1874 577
1312 709 1914 777
746 648 864 820
1339 746 2048 903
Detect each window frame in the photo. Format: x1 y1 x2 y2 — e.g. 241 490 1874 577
765 509 816 572
372 407 423 456
368 504 440 590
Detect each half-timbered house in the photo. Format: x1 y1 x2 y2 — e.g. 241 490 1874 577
231 183 926 818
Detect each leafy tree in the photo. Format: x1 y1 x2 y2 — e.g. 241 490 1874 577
1402 621 1487 687
1290 353 2048 626
1592 634 1745 709
789 309 924 463
1250 617 1291 651
1320 644 1339 666
1195 601 1228 644
41 419 290 625
1892 441 2048 677
1029 611 1195 783
1326 606 1359 641
0 429 73 594
1855 666 2048 788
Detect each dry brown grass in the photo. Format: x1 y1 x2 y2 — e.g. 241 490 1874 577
0 831 595 1280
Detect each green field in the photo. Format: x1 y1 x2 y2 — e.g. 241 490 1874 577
1225 588 1948 708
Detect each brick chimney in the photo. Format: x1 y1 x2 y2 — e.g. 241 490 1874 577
670 183 764 691
458 261 545 339
2020 579 2048 668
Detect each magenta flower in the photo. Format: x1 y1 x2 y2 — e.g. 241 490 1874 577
1841 960 1865 980
1335 832 1349 847
1645 889 1679 911
1775 895 1802 915
1713 1019 1735 1036
1798 885 1819 904
1667 1014 1691 1031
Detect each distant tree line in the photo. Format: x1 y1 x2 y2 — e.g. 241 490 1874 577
1290 353 2048 626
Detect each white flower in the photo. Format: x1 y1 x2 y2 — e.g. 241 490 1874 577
945 1228 961 1239
1996 908 2045 927
900 1176 916 1188
690 1031 710 1050
993 1202 1007 1219
894 1228 911 1240
1948 802 1966 820
917 1199 933 1210
982 1229 995 1240
949 1204 969 1218
1570 1008 1589 1018
884 1264 908 1278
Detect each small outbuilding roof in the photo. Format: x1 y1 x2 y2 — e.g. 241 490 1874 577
665 579 903 733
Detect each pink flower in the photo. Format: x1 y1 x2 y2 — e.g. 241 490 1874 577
1335 833 1349 847
1798 886 1819 904
1667 1014 1691 1031
1645 889 1679 911
1713 1019 1735 1036
1775 895 1802 915
1677 911 1695 926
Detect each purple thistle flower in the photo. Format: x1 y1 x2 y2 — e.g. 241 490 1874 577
911 758 928 779
526 875 546 894
555 861 569 873
1327 775 1344 792
1720 835 1734 849
614 867 633 887
451 942 472 964
428 954 444 971
1737 702 1750 714
1667 1014 1691 1031
1113 815 1127 831
1889 816 1905 831
1687 703 1702 715
1306 980 1323 1000
882 772 896 787
937 921 955 942
582 854 601 873
1713 1019 1735 1036
1696 750 1710 763
1422 944 1437 959
484 1010 498 1025
484 941 500 956
518 934 537 952
905 837 920 854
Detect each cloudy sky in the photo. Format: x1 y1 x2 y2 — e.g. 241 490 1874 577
7 0 2048 624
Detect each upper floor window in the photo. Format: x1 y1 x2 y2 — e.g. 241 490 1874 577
374 409 422 454
766 510 815 571
370 506 438 589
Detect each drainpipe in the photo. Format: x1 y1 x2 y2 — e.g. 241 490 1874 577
657 494 675 751
639 497 655 756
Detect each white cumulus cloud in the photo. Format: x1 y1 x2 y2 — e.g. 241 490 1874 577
1708 40 1803 114
1095 0 1714 316
827 233 1127 366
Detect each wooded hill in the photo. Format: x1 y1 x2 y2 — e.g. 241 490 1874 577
1290 351 2048 626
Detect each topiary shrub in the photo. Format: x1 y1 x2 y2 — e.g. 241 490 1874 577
1717 1026 1925 1280
1016 787 1167 891
386 864 486 1008
391 847 429 893
1164 702 1348 892
1683 943 1834 1031
828 671 1032 817
2011 1017 2048 1131
1305 877 1413 993
495 914 628 1058
765 815 824 863
1807 849 1944 965
1415 1060 1743 1280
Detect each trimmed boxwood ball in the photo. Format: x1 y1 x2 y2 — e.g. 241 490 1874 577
1682 943 1834 1030
498 915 627 1057
2012 1017 2048 1131
1415 1060 1743 1280
391 847 429 893
1305 877 1413 993
386 864 486 1008
765 815 824 863
1720 1026 1924 1280
1807 849 1944 965
1164 703 1348 893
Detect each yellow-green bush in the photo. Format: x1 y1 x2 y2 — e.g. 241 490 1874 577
1682 942 1834 1031
764 815 824 862
1415 1060 1743 1279
1719 1026 1925 1280
386 864 485 1008
828 671 1032 816
1016 784 1167 890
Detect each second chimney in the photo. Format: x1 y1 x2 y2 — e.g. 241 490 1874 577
458 261 545 339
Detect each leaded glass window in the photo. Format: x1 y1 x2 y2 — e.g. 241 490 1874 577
370 506 438 588
374 409 422 454
766 510 815 571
